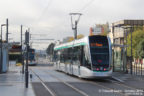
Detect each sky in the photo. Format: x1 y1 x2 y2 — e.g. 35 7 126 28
0 0 144 49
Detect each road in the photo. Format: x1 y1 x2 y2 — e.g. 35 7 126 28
29 58 144 96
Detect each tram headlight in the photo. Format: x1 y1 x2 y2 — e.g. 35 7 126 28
103 68 107 71
96 68 100 71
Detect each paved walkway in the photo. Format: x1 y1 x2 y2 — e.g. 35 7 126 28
0 61 35 96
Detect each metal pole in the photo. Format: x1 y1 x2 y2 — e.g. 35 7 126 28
74 21 78 39
112 25 115 72
69 13 82 40
123 28 125 72
126 29 128 73
130 27 133 74
6 19 8 43
0 26 3 73
21 25 24 74
25 44 29 88
25 30 29 88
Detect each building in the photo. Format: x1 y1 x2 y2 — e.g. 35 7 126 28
107 27 113 44
90 22 110 36
112 20 144 46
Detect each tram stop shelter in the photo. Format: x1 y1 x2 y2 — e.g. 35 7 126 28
0 43 10 73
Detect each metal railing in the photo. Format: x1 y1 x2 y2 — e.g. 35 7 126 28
132 60 144 76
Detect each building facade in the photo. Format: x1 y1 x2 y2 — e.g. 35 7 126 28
90 23 110 36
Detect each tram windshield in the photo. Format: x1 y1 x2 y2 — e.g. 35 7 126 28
89 36 109 70
28 49 35 61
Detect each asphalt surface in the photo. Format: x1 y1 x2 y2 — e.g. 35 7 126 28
30 58 144 96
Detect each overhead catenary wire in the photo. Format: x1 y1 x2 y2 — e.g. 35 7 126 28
29 0 53 31
78 0 95 12
36 0 53 22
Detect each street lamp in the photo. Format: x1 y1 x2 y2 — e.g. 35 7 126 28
0 24 6 73
69 13 82 39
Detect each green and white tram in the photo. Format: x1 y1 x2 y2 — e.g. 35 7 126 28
54 35 112 78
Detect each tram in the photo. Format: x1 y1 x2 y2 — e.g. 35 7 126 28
28 48 37 66
54 35 112 78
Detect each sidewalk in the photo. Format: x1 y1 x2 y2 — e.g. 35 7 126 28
0 61 35 96
112 72 144 89
112 71 144 81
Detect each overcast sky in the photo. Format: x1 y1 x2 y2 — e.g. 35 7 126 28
0 0 144 49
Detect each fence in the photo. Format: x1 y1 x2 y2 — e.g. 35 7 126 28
132 59 144 76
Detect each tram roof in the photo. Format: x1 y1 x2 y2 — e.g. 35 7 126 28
54 36 88 50
54 35 108 50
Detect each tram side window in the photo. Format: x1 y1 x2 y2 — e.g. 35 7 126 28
67 48 73 63
72 46 81 65
60 48 71 64
53 51 58 61
57 51 60 61
60 49 65 63
60 54 65 63
83 45 91 69
63 48 70 64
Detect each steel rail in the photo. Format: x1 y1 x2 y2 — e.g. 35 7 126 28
43 70 89 96
30 69 57 96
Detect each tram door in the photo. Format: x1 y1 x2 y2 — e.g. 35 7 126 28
71 46 81 76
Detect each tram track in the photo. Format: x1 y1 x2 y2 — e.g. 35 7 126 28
43 70 89 96
30 68 89 96
30 69 57 96
53 70 144 96
53 70 135 96
43 70 127 96
30 67 143 96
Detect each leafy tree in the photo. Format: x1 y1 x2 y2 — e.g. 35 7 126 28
136 40 144 59
77 34 84 39
68 37 74 42
68 34 84 42
46 43 55 55
127 27 144 58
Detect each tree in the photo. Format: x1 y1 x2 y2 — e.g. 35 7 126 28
68 37 74 42
77 34 84 39
46 43 55 55
127 27 144 58
68 34 84 42
136 40 144 59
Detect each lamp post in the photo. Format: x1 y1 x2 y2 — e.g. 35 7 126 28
130 27 133 74
20 25 25 74
69 13 82 39
0 24 6 73
25 30 29 88
6 19 9 43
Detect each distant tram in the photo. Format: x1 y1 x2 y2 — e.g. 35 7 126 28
28 48 37 66
54 35 112 78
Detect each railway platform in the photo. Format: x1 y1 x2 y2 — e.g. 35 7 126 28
0 62 35 96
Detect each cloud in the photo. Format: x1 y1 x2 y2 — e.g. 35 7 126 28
0 0 144 49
